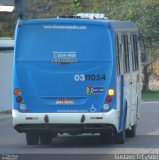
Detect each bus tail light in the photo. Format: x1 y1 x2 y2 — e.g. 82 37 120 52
16 96 23 103
14 88 21 96
105 88 115 103
108 89 115 96
106 96 112 103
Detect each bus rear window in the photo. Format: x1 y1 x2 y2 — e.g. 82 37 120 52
15 23 112 61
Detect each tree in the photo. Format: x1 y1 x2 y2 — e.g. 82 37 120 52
104 0 159 92
69 0 82 14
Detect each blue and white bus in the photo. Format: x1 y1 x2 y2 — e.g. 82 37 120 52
12 13 141 145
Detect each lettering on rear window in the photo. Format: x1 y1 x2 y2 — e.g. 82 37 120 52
43 25 87 30
52 51 78 63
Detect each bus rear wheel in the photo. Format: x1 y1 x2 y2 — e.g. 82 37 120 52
40 133 52 145
114 108 126 144
26 132 39 145
114 129 126 144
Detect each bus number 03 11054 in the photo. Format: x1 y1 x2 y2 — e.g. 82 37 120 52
74 74 106 81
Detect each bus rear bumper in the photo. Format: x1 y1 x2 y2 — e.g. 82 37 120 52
12 109 118 133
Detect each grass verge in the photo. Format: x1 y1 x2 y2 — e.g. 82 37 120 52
0 110 12 114
142 91 159 101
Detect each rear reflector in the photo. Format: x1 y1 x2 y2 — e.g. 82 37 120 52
90 117 103 119
26 117 32 120
26 117 39 120
96 117 103 119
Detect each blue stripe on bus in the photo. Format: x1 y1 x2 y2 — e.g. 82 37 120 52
119 74 124 130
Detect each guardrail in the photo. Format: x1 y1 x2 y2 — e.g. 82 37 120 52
0 38 14 49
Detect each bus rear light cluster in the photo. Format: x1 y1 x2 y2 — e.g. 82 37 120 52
105 89 115 103
106 96 112 103
14 88 23 103
108 89 115 96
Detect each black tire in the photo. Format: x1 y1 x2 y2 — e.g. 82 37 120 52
114 108 127 144
114 129 126 144
26 132 39 145
126 125 136 137
100 132 113 144
40 133 52 145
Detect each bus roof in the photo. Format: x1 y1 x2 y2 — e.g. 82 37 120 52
108 20 137 32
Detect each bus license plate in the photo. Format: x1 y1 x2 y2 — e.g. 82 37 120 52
56 99 74 105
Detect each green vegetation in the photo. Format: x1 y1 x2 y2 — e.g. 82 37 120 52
142 91 159 101
0 110 12 114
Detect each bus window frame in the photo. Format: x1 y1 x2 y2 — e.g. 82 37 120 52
130 33 139 71
115 34 121 76
122 33 130 74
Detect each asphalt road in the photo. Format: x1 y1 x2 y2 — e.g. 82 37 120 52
0 102 159 158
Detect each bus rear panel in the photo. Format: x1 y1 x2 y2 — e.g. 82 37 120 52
13 19 116 118
13 18 140 145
